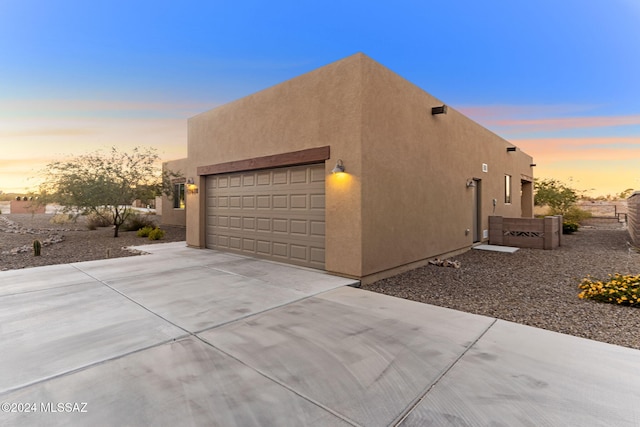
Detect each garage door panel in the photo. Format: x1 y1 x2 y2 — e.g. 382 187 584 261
290 169 307 183
256 240 271 255
229 237 242 250
272 195 288 209
206 163 325 269
310 247 325 264
257 172 270 185
273 218 288 233
273 242 288 257
310 167 325 182
273 170 288 185
242 174 255 186
256 218 271 231
243 238 255 251
228 196 241 208
243 217 256 230
290 245 307 261
217 235 229 248
310 221 325 237
242 195 255 208
290 220 307 235
256 195 270 209
229 216 241 229
290 194 307 209
310 194 325 209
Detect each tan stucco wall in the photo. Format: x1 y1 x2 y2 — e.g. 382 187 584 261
181 53 534 280
9 200 46 214
357 57 534 278
187 53 366 277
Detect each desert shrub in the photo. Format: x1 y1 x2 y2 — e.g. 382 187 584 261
549 206 591 234
562 206 592 223
578 274 640 307
136 226 154 237
86 211 113 230
562 221 579 234
123 213 156 231
148 227 165 240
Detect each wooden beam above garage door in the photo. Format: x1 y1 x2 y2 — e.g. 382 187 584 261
197 146 330 176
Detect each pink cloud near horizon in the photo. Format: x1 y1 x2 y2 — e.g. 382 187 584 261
460 104 640 131
494 115 640 133
513 136 640 162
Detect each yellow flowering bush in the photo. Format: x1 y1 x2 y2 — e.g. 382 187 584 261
578 274 640 307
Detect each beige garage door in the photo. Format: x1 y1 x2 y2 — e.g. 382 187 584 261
206 163 325 269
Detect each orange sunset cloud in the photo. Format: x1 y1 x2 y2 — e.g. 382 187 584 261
460 105 640 196
511 137 640 196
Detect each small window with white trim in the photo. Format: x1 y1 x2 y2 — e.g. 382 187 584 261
504 174 512 204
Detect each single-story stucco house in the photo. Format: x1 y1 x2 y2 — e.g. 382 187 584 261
162 53 534 283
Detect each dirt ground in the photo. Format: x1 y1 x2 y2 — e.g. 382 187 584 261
0 213 186 271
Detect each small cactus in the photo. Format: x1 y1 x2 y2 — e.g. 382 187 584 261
33 239 42 256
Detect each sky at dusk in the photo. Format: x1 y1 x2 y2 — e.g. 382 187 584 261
1 0 639 196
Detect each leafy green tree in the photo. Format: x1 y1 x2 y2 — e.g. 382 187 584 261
534 178 579 216
38 146 162 237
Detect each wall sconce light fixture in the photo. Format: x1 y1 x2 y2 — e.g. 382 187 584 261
186 178 198 194
431 105 447 115
466 179 476 188
506 147 517 152
332 159 345 174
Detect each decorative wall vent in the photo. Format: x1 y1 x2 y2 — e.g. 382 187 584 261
504 231 544 238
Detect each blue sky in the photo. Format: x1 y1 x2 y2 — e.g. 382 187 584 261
1 0 639 195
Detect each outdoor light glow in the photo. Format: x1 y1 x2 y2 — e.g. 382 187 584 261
328 171 352 191
187 184 198 195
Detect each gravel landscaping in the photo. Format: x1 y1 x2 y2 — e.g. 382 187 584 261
0 213 186 271
365 221 640 350
2 213 638 350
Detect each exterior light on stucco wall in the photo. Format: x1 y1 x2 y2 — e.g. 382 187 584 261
186 177 198 195
506 147 517 152
466 179 476 188
332 159 345 174
431 105 447 115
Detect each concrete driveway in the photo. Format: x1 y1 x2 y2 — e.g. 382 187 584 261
1 242 639 426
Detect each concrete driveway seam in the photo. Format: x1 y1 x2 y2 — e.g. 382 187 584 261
0 336 187 396
0 281 93 298
71 264 194 336
195 333 364 427
189 286 357 335
392 318 498 426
